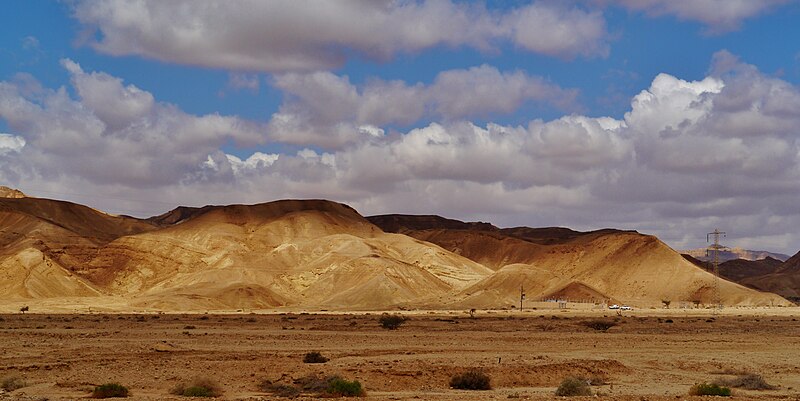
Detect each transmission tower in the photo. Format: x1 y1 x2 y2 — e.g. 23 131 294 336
706 229 726 311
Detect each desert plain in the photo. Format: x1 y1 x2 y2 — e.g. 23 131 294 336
1 307 800 401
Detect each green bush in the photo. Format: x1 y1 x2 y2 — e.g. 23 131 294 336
379 313 407 330
171 378 221 397
92 383 129 398
303 351 329 363
555 376 592 396
450 369 491 390
713 374 775 390
1 376 26 391
326 377 364 397
689 383 731 396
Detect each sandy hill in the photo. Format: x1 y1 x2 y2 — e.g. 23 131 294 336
370 215 789 308
0 195 156 300
738 251 800 301
0 194 791 311
73 200 493 310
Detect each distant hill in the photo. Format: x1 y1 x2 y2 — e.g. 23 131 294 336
0 188 791 311
681 247 790 263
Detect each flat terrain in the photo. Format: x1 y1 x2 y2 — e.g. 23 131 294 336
1 309 799 400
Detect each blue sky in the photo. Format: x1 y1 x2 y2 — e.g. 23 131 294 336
1 1 799 254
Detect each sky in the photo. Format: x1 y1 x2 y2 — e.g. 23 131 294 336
1 0 799 254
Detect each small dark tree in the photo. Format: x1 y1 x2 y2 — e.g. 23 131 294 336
19 306 29 314
662 299 671 309
378 313 407 330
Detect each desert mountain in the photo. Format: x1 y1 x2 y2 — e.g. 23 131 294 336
681 247 790 262
682 255 784 282
369 215 790 308
0 195 156 299
0 186 25 198
736 251 800 302
0 192 792 311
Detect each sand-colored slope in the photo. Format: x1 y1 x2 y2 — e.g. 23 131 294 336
739 251 800 300
0 247 102 299
83 201 492 310
371 215 789 307
525 232 789 307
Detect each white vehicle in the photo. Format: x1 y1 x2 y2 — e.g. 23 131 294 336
608 304 620 309
620 305 633 311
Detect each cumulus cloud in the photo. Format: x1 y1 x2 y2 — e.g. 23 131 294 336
268 65 579 148
1 53 799 253
0 59 265 187
0 133 25 153
71 0 609 72
611 0 791 33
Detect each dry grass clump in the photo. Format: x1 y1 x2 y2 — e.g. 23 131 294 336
171 378 222 397
302 351 329 363
714 374 776 390
1 375 27 391
689 383 731 396
262 374 364 398
449 369 491 390
555 376 592 396
91 383 129 398
582 320 617 332
378 313 407 330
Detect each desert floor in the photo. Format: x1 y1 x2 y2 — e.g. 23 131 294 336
1 308 799 400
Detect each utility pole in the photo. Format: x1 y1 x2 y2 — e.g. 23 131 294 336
707 229 726 312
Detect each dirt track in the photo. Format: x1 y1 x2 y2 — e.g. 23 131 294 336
1 309 799 400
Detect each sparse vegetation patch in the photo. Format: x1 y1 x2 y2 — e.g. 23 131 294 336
714 374 776 390
92 383 129 398
379 313 407 330
555 376 592 396
303 351 329 363
689 383 731 396
1 375 26 391
450 369 491 390
582 319 617 332
171 378 221 397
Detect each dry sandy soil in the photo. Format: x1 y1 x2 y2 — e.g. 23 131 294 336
1 308 799 400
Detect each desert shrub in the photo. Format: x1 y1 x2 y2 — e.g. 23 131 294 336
92 383 129 398
303 351 329 364
378 313 407 330
449 369 491 390
583 320 617 332
171 378 221 397
555 376 592 396
326 377 364 397
294 374 335 393
19 306 29 314
689 383 731 396
260 381 301 398
1 375 26 391
713 374 775 390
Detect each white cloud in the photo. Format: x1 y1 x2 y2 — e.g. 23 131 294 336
71 0 610 72
268 65 579 148
0 133 25 153
1 53 799 253
226 73 260 92
611 0 791 33
0 59 265 187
